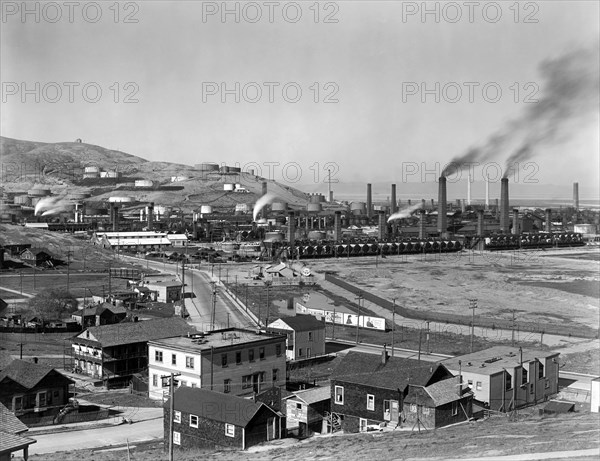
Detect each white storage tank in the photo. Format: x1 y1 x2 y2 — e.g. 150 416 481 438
200 205 213 214
14 195 31 206
135 179 154 188
84 166 100 174
350 202 366 215
223 183 235 191
108 196 134 203
171 176 188 182
307 203 322 212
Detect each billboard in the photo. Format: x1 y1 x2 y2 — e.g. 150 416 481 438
297 303 386 331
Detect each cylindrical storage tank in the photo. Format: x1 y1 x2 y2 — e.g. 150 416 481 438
223 183 235 191
135 179 153 188
83 172 99 178
229 166 241 173
307 231 326 240
309 194 321 204
154 205 169 215
350 202 366 215
108 196 134 203
196 162 220 172
85 205 104 215
271 201 288 212
69 191 91 200
200 205 213 214
171 176 189 182
307 203 322 212
264 232 284 242
14 195 31 205
105 170 119 178
84 166 100 174
28 188 51 197
220 166 230 173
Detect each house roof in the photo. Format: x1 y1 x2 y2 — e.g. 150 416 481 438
73 305 107 317
442 346 560 376
0 431 36 454
21 248 51 256
285 386 330 405
169 387 276 427
543 400 575 413
106 237 172 246
404 377 468 407
0 350 14 371
146 281 183 288
0 402 28 434
78 317 195 347
270 314 325 332
331 351 450 391
0 359 74 390
102 303 128 315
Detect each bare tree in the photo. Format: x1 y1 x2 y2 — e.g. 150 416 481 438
29 288 79 324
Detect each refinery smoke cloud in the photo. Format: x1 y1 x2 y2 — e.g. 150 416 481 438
442 44 600 178
252 192 278 222
387 202 423 222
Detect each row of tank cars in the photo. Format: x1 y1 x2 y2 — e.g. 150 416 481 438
484 233 585 251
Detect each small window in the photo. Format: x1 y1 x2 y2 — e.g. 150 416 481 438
171 354 177 365
539 362 545 379
367 394 375 411
298 348 303 357
155 350 163 362
236 351 242 364
191 382 197 388
522 366 528 385
259 347 265 360
173 431 181 445
174 411 181 423
221 353 228 367
452 402 458 416
476 381 482 391
190 414 198 428
185 356 194 369
334 386 344 405
272 368 279 382
410 404 417 413
423 406 430 415
296 403 302 410
224 379 231 393
249 349 255 362
505 371 512 391
308 332 313 341
225 423 235 437
276 344 282 356
529 383 534 394
242 375 252 389
179 380 187 387
152 374 158 387
359 418 367 432
544 378 549 389
467 380 473 389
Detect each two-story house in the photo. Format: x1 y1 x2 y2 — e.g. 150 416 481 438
330 349 459 433
442 346 560 412
148 328 287 400
71 317 194 388
71 303 127 327
266 315 325 360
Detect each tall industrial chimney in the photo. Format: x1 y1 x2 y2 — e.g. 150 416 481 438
366 184 372 219
573 182 579 210
467 171 472 205
391 184 397 214
329 190 334 203
500 178 510 233
147 202 154 230
437 177 447 237
334 211 342 242
485 174 490 209
288 211 295 260
512 209 519 235
419 209 426 239
378 211 386 240
477 209 484 236
112 204 119 231
545 208 552 233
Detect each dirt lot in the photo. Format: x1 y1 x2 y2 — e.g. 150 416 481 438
21 411 600 461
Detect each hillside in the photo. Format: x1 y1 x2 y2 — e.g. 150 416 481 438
0 136 312 212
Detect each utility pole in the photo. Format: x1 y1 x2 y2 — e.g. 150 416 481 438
426 321 430 354
265 281 271 326
355 295 362 344
162 372 181 461
418 329 422 362
468 298 478 353
210 281 217 329
391 298 396 357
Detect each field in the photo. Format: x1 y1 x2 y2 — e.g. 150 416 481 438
20 411 600 461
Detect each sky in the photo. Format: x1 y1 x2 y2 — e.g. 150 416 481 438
1 1 599 195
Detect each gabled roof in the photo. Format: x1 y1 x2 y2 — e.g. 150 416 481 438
270 314 325 332
73 305 107 317
0 402 28 434
284 386 330 405
0 431 36 454
404 377 468 407
169 387 277 427
0 360 74 390
21 248 52 256
77 317 194 347
331 351 451 391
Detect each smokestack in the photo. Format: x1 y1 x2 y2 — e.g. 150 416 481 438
485 175 490 209
111 204 119 231
467 171 472 205
147 202 154 230
573 182 579 210
391 184 397 214
334 211 342 242
512 209 519 235
500 178 510 233
477 209 485 236
366 184 372 219
262 182 268 219
378 211 386 240
288 211 295 259
437 177 447 237
329 190 334 203
419 209 426 239
545 208 552 233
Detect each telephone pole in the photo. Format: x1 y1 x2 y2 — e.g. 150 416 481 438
391 298 396 357
468 298 478 353
355 295 363 344
162 372 181 461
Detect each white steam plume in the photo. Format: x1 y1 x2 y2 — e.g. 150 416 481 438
387 203 422 222
34 194 72 216
252 193 278 222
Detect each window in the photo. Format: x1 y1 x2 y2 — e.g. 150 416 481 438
242 375 252 389
367 394 375 411
174 411 181 423
296 403 302 410
476 381 482 391
259 372 265 383
38 392 46 407
423 406 430 415
225 423 235 437
236 351 242 364
308 332 313 341
191 382 197 388
173 431 181 445
522 366 528 385
529 383 534 394
221 353 228 367
155 350 163 362
272 369 279 382
539 362 545 379
190 414 198 428
307 347 311 357
298 348 303 357
467 380 473 389
171 354 177 365
410 404 417 413
505 371 512 391
334 386 344 405
152 374 158 387
185 356 194 369
452 402 458 416
259 347 265 360
224 379 231 393
359 418 367 432
14 396 23 411
179 380 187 387
249 349 255 362
276 344 282 356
